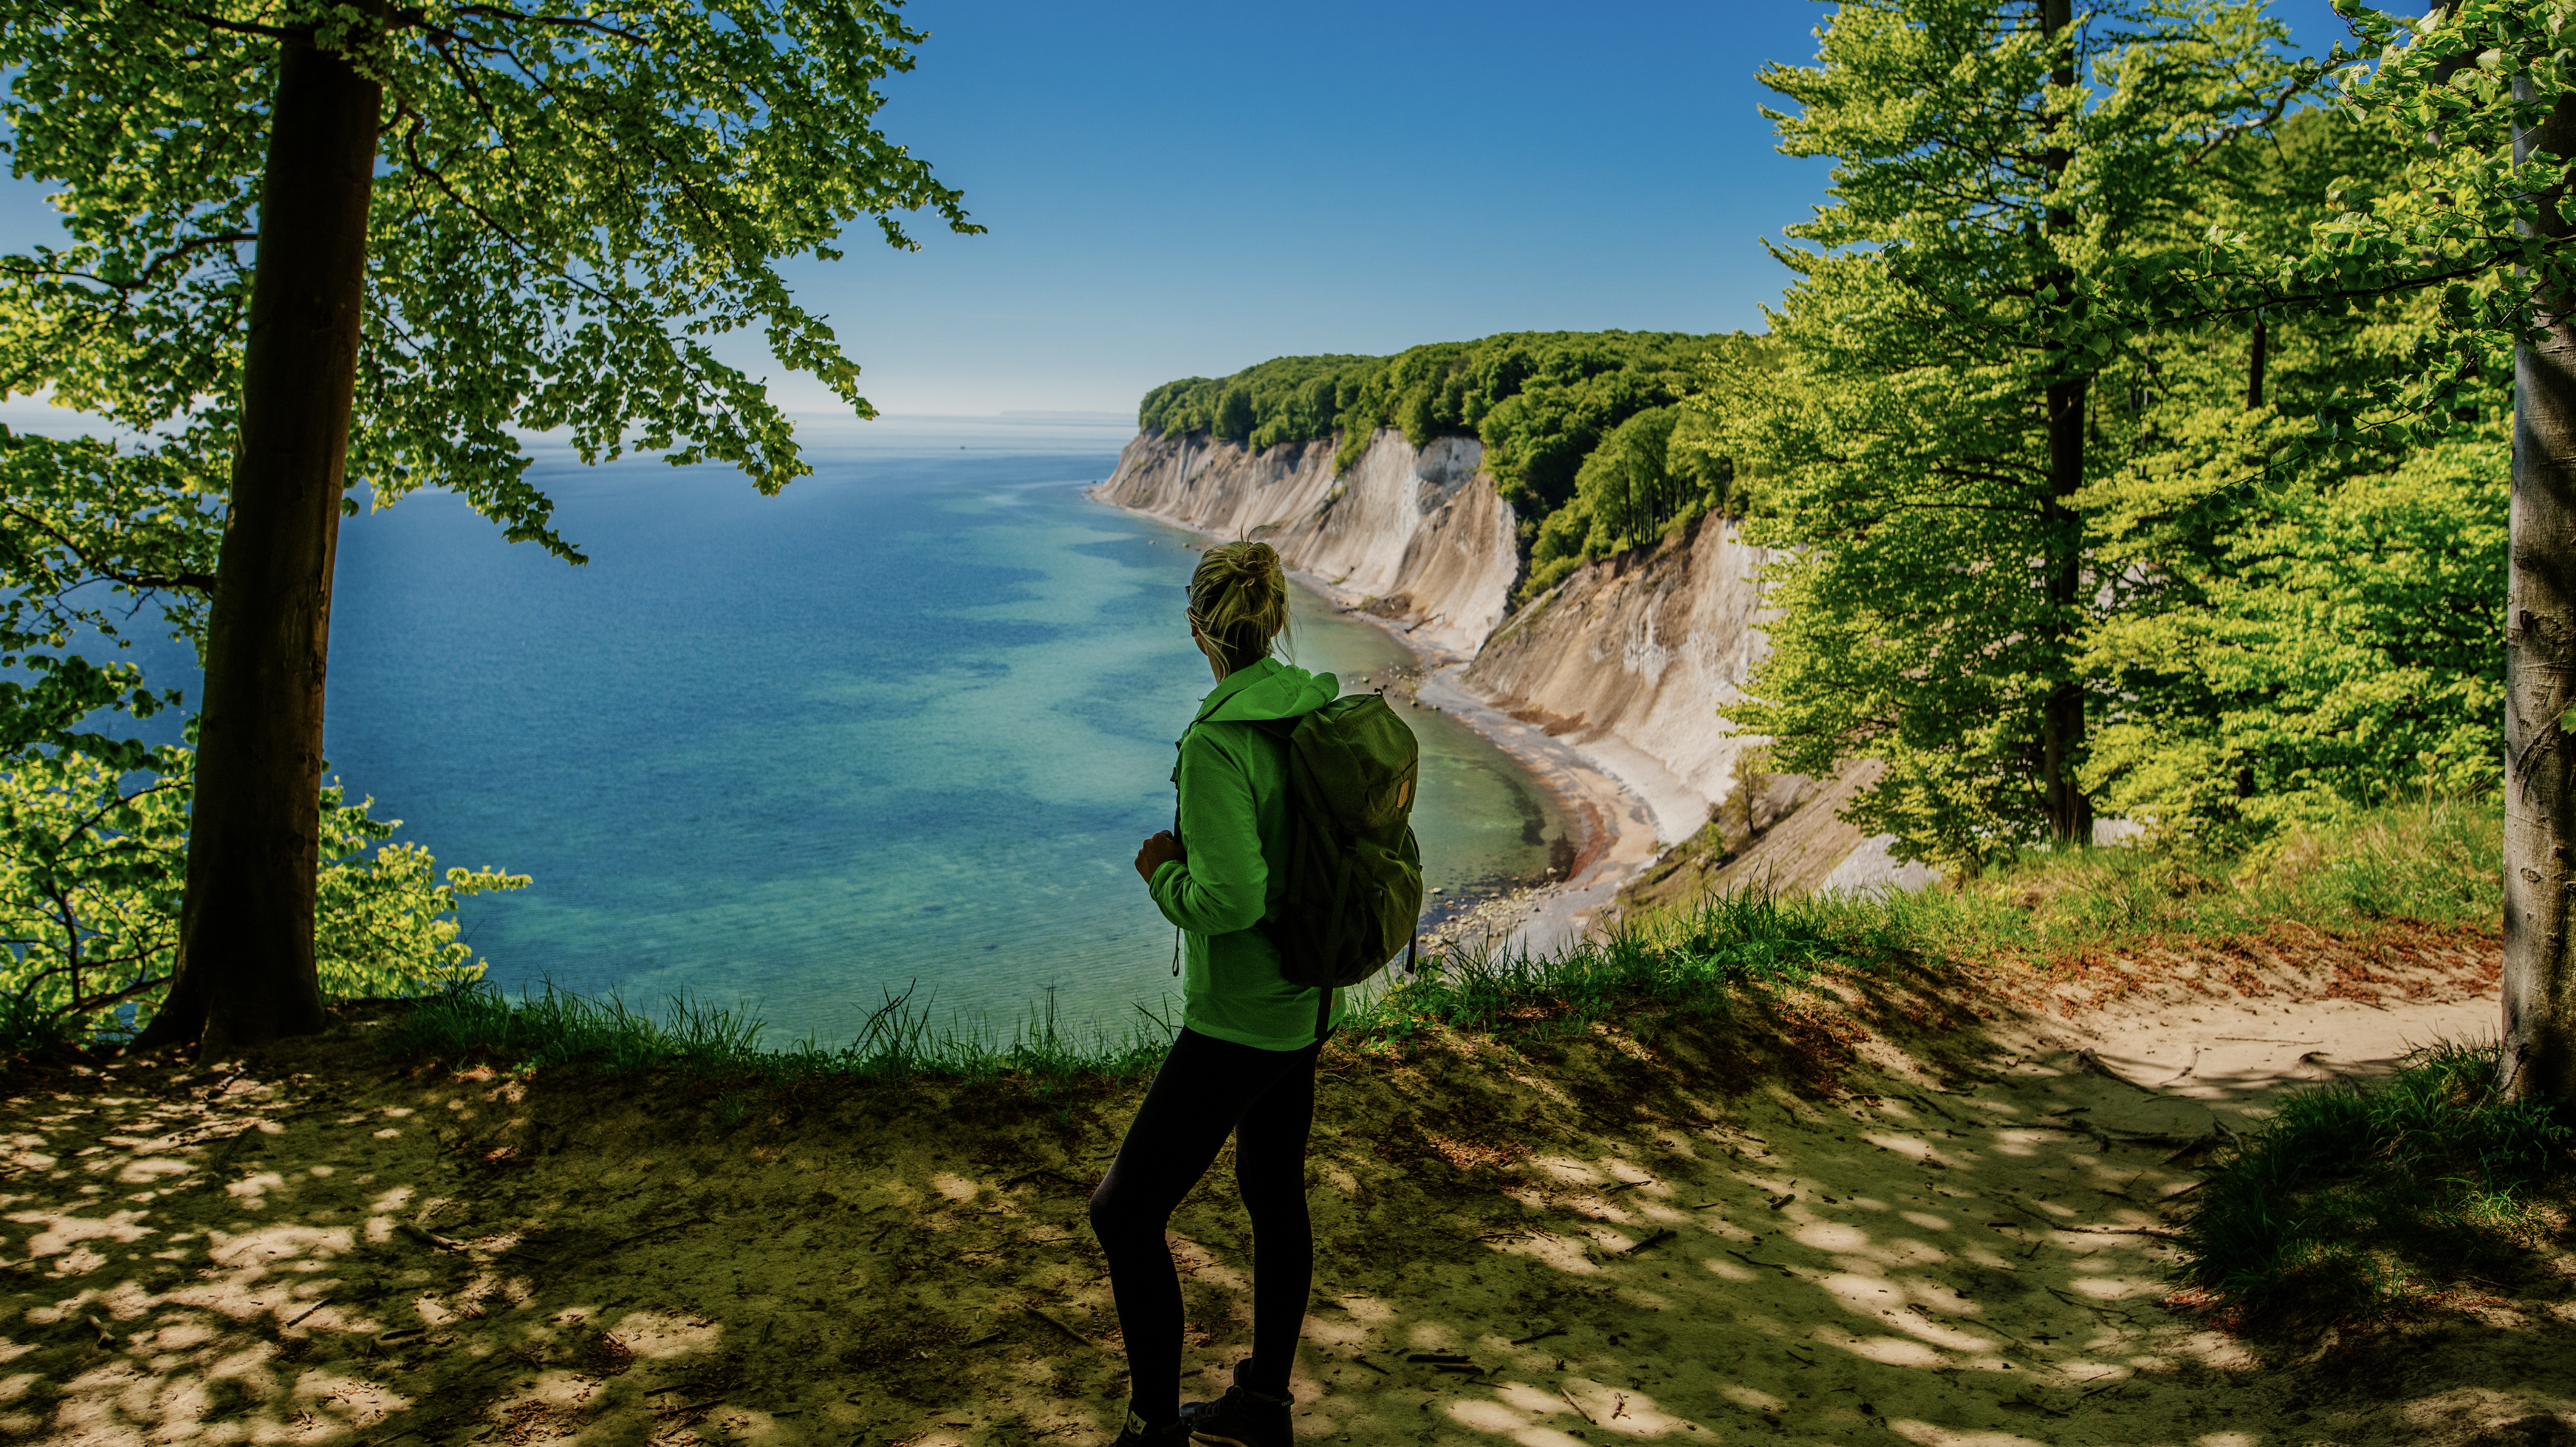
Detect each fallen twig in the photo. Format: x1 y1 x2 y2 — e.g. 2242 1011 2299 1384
2075 1050 2162 1095
1558 1386 1596 1425
2055 1224 2183 1239
395 1222 462 1252
2100 1127 2209 1147
1510 1327 1566 1346
1622 1229 1677 1256
1025 1307 1100 1353
2154 1045 2201 1087
2160 1128 2218 1165
1996 1197 2065 1229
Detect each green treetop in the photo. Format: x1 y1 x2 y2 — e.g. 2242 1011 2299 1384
0 0 976 1056
1712 0 2307 872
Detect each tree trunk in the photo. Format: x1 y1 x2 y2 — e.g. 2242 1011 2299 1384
131 34 380 1058
2504 80 2576 1105
2245 312 2267 411
2036 0 2092 846
2041 375 2092 845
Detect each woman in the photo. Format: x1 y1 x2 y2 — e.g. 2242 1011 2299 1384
1091 540 1340 1447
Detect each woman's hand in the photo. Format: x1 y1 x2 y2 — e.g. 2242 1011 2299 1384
1135 830 1185 883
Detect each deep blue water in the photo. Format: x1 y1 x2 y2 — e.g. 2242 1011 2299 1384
245 431 1568 1043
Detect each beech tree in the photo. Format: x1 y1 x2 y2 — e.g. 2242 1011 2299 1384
1716 0 2302 873
2073 109 2504 850
1985 0 2576 1101
1 0 975 1056
2253 0 2576 1104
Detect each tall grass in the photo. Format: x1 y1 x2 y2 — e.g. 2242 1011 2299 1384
2171 1040 2572 1327
363 800 2497 1083
1818 798 2501 962
1352 889 1880 1038
383 979 1174 1084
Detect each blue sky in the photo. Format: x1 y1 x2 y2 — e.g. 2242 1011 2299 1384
0 0 2374 420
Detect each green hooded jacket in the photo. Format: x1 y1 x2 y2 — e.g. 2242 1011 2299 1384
1148 655 1346 1050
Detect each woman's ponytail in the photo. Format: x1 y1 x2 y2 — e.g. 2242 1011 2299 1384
1188 541 1291 671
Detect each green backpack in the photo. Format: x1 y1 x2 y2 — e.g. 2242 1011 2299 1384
1253 693 1425 1042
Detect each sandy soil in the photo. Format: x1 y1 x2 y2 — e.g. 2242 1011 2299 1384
7 922 2568 1447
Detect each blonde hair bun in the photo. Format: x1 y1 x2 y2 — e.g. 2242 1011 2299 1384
1190 540 1291 670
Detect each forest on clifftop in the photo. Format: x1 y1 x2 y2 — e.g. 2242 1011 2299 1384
1135 78 2504 880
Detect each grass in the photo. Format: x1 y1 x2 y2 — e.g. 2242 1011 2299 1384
360 798 2502 1086
1349 888 1880 1039
2171 1039 2573 1329
382 979 1175 1087
179 800 2555 1330
1817 798 2500 961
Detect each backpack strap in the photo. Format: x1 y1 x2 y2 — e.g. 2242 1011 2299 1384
1246 715 1326 1039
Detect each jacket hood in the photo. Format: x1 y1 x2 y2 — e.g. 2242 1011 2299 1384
1196 656 1339 723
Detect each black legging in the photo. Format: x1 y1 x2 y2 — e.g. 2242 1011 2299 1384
1088 1025 1324 1421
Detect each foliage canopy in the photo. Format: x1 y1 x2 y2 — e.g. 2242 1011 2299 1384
0 0 973 1041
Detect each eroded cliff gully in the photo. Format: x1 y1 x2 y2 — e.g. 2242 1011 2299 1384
1092 429 1894 918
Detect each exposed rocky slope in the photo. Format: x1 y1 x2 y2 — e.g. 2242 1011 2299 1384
1096 428 1914 911
1092 428 1518 656
1464 512 1772 846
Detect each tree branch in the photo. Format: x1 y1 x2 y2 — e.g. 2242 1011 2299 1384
0 508 219 595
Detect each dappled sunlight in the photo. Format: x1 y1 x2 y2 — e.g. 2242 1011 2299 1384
1885 1420 2056 1446
2 950 2561 1447
1815 1324 1952 1369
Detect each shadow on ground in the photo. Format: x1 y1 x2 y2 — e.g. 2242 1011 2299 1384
4 923 2570 1447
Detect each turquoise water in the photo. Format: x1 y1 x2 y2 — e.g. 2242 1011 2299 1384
312 435 1566 1041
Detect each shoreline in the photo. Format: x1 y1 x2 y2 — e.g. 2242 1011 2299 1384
1089 487 1661 961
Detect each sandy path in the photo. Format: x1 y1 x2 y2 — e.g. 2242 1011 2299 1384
3 928 2566 1447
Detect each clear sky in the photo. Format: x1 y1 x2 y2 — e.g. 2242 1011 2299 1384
0 0 2374 422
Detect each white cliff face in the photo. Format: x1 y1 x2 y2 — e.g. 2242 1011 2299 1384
1462 514 1776 845
1091 429 1518 655
1095 427 1919 906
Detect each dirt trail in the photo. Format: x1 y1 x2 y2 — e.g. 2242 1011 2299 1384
4 925 2568 1447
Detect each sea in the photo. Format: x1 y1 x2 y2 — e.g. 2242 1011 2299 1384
267 417 1567 1046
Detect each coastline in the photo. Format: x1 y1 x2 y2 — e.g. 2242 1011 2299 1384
1088 485 1657 961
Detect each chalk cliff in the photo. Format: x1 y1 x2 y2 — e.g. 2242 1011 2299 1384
1095 427 1916 913
1461 513 1773 846
1091 428 1519 657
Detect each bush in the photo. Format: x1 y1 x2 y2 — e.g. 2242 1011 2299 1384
2171 1040 2572 1327
0 742 527 1047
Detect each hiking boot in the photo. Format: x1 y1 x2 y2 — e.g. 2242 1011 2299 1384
1179 1362 1293 1447
1110 1409 1191 1446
